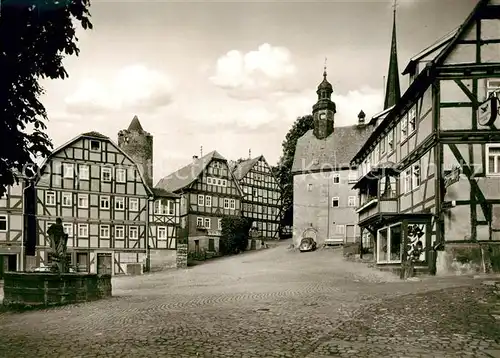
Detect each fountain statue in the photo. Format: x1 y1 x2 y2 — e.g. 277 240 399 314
47 218 69 273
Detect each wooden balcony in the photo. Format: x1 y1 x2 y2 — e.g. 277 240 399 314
357 198 398 224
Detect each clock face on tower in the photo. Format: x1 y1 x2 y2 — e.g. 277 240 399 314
319 112 326 120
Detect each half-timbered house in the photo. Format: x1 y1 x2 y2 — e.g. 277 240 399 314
232 155 282 242
156 151 244 253
148 188 180 270
0 179 31 277
35 131 153 275
351 0 500 275
291 68 373 248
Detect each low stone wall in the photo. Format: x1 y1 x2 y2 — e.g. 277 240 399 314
436 242 500 275
2 272 112 308
176 244 188 268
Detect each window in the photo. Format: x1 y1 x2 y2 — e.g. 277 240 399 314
198 194 205 206
129 226 139 240
158 227 167 240
380 137 386 154
348 196 356 207
207 177 212 185
412 164 421 189
78 224 88 238
222 179 227 187
333 173 340 184
204 218 211 228
374 145 380 164
78 194 88 208
100 225 110 238
401 116 408 141
218 219 222 230
388 129 394 151
487 144 500 176
331 197 339 207
101 167 112 182
115 197 125 211
486 79 500 98
45 191 56 206
79 165 89 180
115 225 125 239
129 198 139 212
223 198 230 209
404 169 412 194
63 163 74 178
90 140 101 151
116 168 126 183
408 108 417 133
166 200 175 215
336 225 345 234
230 199 236 210
100 196 110 209
62 192 72 207
0 215 7 232
62 223 73 237
205 195 212 207
197 217 204 227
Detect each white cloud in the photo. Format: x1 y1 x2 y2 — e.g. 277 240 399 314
333 86 384 126
210 43 300 99
64 65 174 114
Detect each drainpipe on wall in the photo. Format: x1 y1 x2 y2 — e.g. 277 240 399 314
21 179 34 272
145 196 151 273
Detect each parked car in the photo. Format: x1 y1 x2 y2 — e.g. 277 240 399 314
299 237 317 252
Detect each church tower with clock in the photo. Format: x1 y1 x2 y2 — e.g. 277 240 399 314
312 66 336 139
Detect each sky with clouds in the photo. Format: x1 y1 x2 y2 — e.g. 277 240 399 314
40 0 478 184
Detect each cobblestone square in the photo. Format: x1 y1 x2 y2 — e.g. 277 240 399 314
0 242 499 357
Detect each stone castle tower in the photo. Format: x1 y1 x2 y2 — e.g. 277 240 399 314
118 115 154 188
312 65 336 140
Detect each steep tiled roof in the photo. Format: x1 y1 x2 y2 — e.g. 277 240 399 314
128 115 144 132
81 131 109 139
292 125 373 173
402 27 458 75
232 156 261 180
151 187 179 199
155 150 226 193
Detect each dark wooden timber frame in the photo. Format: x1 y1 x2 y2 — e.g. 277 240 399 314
235 156 282 240
351 0 500 270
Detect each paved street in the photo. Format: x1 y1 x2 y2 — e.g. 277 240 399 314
0 241 500 357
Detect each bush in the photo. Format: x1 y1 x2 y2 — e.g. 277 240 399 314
220 216 253 255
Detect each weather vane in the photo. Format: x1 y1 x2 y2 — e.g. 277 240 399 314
323 57 327 77
392 0 398 11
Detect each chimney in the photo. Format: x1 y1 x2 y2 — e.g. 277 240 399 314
192 155 198 163
357 110 366 125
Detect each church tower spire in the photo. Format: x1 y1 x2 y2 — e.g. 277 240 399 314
312 58 336 140
384 0 401 110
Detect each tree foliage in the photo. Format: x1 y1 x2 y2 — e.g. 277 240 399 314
0 0 93 197
276 115 314 227
220 216 253 255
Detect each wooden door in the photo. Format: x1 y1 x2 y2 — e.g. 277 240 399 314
97 253 112 275
208 238 215 252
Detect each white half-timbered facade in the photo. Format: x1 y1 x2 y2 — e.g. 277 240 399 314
156 150 244 253
0 181 28 276
35 131 153 275
351 0 500 275
231 155 281 240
